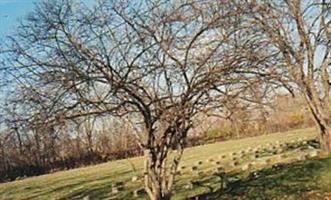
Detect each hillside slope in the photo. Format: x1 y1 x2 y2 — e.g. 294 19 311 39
1 128 330 200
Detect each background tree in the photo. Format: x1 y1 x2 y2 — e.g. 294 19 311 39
242 0 331 152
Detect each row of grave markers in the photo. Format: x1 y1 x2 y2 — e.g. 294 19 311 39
107 137 320 198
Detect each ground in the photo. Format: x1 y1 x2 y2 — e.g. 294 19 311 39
0 128 330 200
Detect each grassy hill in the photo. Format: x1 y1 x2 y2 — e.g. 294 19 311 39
1 128 330 200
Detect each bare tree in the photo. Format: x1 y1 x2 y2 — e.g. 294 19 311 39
238 0 331 152
0 0 265 199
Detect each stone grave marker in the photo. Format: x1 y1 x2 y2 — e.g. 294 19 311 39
133 188 146 197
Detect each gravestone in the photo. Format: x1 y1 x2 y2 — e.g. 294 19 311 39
83 196 90 200
309 150 318 157
272 150 278 155
112 182 124 194
251 153 259 159
213 166 225 175
216 166 225 171
214 161 221 165
132 176 139 182
241 163 253 171
213 169 226 178
249 171 261 179
184 181 195 189
298 154 308 161
193 170 203 176
191 166 198 171
112 186 120 194
272 163 285 170
133 188 146 197
196 160 203 165
230 161 239 167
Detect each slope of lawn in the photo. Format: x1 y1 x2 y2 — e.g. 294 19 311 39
0 127 330 200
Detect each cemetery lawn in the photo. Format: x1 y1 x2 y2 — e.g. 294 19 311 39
1 127 331 200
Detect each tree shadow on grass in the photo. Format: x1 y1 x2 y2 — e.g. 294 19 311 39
58 170 134 200
193 157 331 200
23 170 133 200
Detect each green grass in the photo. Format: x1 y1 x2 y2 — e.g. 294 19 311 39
0 127 330 200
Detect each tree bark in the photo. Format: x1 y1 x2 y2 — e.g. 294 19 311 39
303 86 331 153
310 106 331 153
320 130 331 152
144 149 172 200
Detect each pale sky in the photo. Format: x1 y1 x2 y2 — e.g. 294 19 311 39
0 0 96 41
0 0 38 41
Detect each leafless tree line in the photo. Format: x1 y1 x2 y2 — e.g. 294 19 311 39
0 92 313 183
0 113 141 181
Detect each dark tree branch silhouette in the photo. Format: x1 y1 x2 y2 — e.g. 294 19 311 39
0 0 273 199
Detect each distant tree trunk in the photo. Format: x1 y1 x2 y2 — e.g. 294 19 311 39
0 140 6 172
14 128 23 155
229 117 240 139
83 115 96 156
85 128 94 156
33 130 42 167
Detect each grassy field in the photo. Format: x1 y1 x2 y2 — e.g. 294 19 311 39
1 128 331 200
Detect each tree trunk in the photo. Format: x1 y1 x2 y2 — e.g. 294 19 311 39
143 146 183 200
312 109 331 153
303 86 331 153
144 170 171 200
150 190 171 200
144 150 171 200
320 130 331 152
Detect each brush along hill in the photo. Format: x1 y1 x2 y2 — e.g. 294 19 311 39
1 128 330 200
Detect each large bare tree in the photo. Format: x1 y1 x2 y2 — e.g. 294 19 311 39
0 0 267 199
